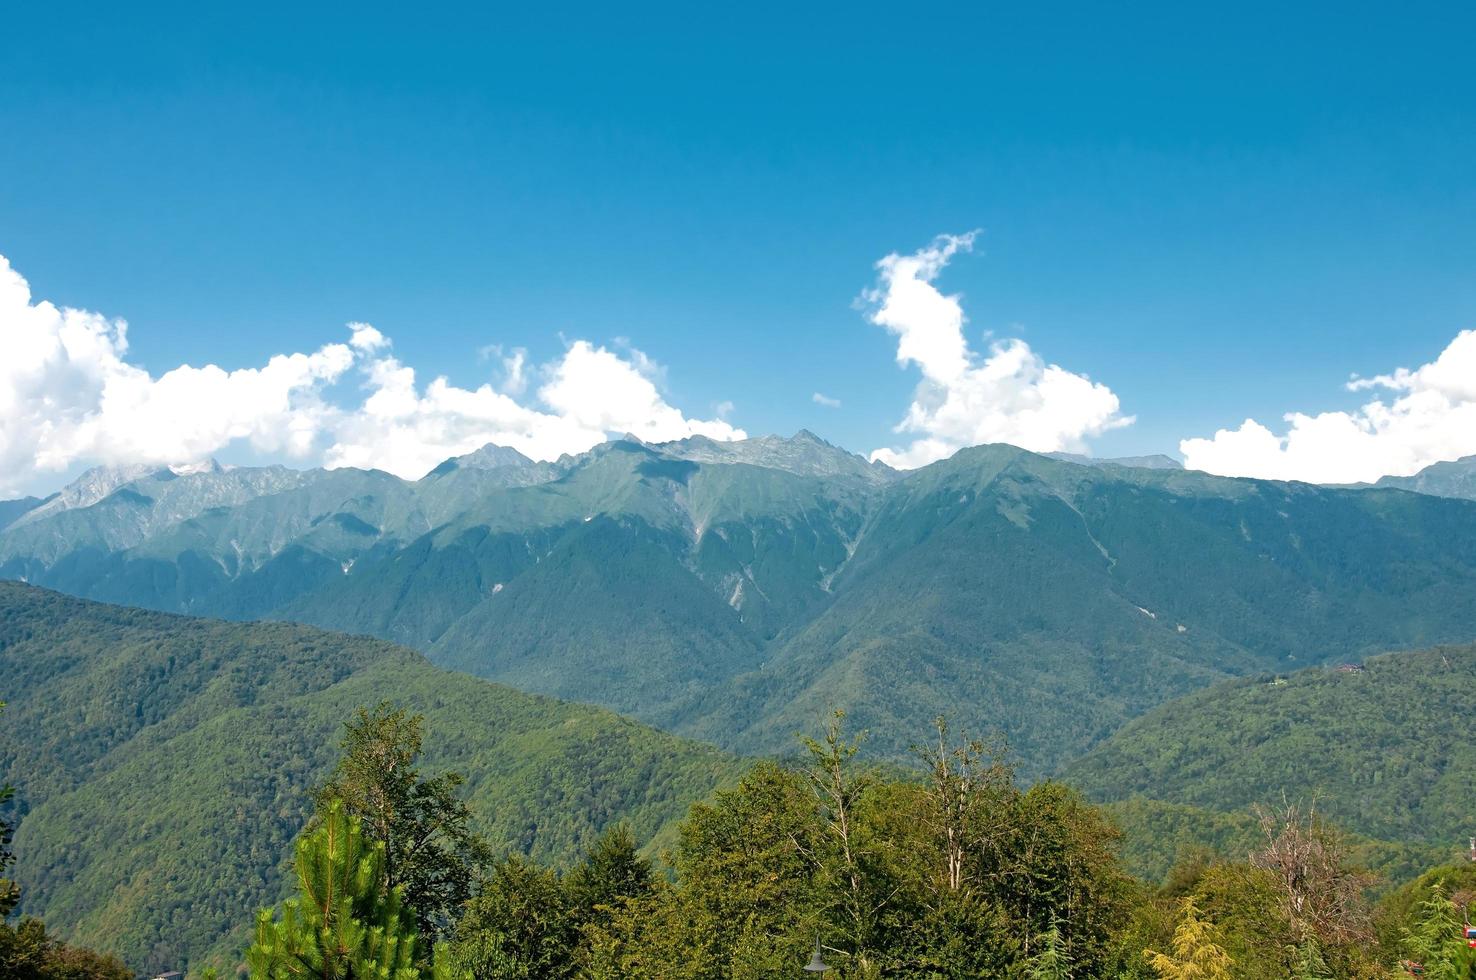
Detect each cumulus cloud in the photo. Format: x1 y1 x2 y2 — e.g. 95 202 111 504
812 392 842 408
862 233 1131 468
0 255 354 495
0 253 743 495
1180 330 1476 483
327 339 745 479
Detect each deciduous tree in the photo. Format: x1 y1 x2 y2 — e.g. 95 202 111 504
315 702 490 940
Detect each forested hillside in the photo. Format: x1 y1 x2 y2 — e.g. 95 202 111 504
1066 642 1476 849
0 582 740 973
8 436 1476 775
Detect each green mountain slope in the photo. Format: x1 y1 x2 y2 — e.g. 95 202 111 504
8 436 1476 777
683 446 1476 770
1064 642 1476 848
0 582 739 973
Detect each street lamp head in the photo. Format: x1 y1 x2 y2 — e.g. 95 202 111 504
804 936 830 973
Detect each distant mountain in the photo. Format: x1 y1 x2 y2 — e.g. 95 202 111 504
1373 454 1476 501
1046 451 1184 470
7 435 1476 776
691 447 1476 770
1065 641 1476 849
0 494 51 529
660 430 898 485
0 582 738 973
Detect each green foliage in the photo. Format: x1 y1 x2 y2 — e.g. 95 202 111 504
0 582 742 972
1102 797 1445 888
1399 884 1476 980
440 824 656 980
562 824 652 932
582 719 1132 978
248 801 420 980
1378 864 1476 952
442 857 573 980
0 916 133 980
315 703 491 942
1024 920 1073 979
1143 898 1234 979
0 701 16 920
1068 644 1476 853
1290 939 1333 980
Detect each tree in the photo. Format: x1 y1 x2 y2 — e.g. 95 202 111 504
1401 883 1476 980
913 716 1013 897
248 801 421 980
1144 897 1235 980
800 709 881 968
1024 919 1073 979
1248 799 1373 950
674 761 825 975
442 856 574 979
1004 782 1131 976
0 916 133 980
1289 939 1333 980
565 824 653 928
315 702 490 940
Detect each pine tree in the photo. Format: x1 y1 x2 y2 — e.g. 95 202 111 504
1024 920 1072 979
1401 883 1476 980
248 801 421 980
1144 897 1235 980
1289 939 1332 980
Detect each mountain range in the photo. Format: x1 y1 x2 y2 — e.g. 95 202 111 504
6 434 1476 775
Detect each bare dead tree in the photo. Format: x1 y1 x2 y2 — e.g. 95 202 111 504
802 710 879 966
1249 797 1375 948
914 716 1014 896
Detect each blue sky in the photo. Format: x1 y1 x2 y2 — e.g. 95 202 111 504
3 1 1475 494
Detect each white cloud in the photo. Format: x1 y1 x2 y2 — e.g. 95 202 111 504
0 253 743 494
329 339 745 478
812 392 842 408
1180 330 1476 483
862 233 1131 469
0 254 354 495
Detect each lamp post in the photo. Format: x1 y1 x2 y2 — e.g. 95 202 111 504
804 936 830 973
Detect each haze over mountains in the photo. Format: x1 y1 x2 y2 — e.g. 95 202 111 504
7 433 1476 776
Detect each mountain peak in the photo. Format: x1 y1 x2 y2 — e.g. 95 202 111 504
425 443 538 478
1373 454 1476 501
651 431 895 484
1046 451 1184 472
167 458 226 477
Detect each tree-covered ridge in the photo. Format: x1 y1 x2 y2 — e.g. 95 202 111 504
1066 642 1476 847
9 438 1476 777
0 582 742 974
